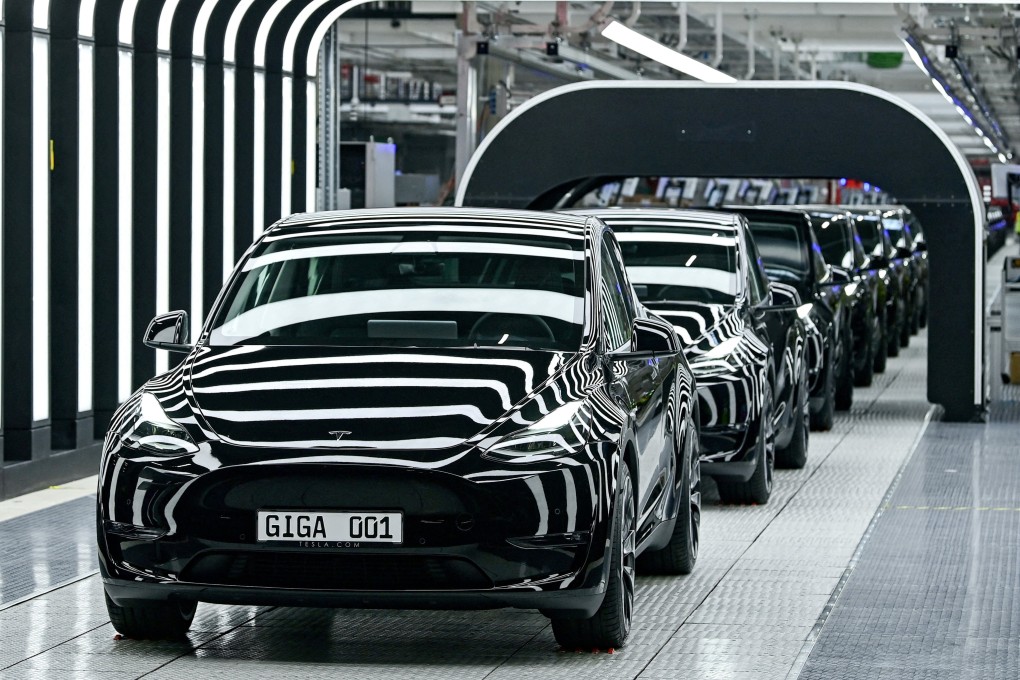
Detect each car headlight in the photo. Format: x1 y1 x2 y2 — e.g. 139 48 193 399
844 282 859 297
120 392 200 455
481 401 589 463
796 303 813 319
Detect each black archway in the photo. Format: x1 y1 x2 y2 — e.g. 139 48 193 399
456 82 984 422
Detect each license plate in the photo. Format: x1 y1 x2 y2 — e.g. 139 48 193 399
256 510 402 544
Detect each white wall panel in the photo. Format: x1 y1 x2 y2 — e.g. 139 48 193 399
307 80 316 210
281 75 292 217
118 50 133 400
155 56 170 375
191 62 205 341
222 66 235 280
32 36 49 422
253 70 265 240
78 43 94 412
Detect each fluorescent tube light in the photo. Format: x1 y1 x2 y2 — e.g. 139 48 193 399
601 21 736 84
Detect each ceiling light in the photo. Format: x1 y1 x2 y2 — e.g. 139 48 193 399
601 21 737 84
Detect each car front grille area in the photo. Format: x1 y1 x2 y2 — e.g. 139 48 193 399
181 551 494 591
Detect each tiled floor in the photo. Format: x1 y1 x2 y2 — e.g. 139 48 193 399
0 329 935 679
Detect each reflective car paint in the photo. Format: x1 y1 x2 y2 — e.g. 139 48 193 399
566 209 808 481
98 208 698 620
727 208 854 414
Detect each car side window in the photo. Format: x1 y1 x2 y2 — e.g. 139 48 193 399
811 240 829 284
599 243 633 352
744 237 768 305
603 235 638 323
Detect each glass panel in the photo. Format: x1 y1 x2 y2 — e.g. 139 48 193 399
209 231 586 351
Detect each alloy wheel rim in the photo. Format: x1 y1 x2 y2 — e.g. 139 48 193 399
688 429 701 560
764 393 776 493
620 473 636 636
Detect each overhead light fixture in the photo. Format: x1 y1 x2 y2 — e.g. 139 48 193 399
601 20 737 84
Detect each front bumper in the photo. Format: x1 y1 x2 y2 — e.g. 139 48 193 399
98 442 614 616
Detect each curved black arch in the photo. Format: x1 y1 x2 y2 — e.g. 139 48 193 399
456 82 984 421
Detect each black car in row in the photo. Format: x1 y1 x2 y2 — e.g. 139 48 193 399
97 203 928 651
99 208 701 650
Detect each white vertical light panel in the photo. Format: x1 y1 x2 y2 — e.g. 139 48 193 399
78 44 94 412
306 80 316 210
79 0 97 38
253 71 265 239
280 75 292 217
118 50 133 400
32 36 50 422
33 0 50 30
0 31 4 428
222 66 235 280
191 62 205 341
155 56 170 375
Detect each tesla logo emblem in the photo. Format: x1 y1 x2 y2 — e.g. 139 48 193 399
329 430 352 440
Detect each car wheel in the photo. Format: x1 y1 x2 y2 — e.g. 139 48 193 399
855 316 878 387
835 331 854 411
777 371 809 469
899 306 911 347
887 306 901 358
719 384 775 505
551 465 636 650
810 352 835 431
910 300 921 335
873 317 888 373
919 289 928 328
640 420 700 575
105 591 196 640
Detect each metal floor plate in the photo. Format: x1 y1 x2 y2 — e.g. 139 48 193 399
0 334 934 679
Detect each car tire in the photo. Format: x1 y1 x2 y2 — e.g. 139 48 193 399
718 384 775 505
551 466 636 650
855 316 878 387
777 373 809 469
640 422 700 575
105 592 196 640
872 316 888 374
810 352 835 431
919 290 928 328
835 331 854 411
887 306 901 358
910 300 921 335
899 307 911 347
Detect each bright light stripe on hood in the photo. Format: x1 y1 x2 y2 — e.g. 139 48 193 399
201 404 492 426
193 377 514 410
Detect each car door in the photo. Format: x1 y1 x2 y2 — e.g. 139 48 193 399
599 235 668 521
745 233 797 422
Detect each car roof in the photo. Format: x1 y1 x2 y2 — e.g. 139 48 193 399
270 207 590 239
563 207 740 231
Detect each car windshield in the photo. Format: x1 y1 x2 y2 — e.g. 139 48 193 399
207 229 587 351
811 216 855 269
614 228 739 304
745 220 809 282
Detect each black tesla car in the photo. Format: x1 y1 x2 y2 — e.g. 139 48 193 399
846 208 910 357
730 207 855 427
571 209 810 502
884 205 929 332
876 207 922 342
796 207 884 385
98 208 700 650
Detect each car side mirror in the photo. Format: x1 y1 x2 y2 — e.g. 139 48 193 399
144 311 193 353
611 318 679 361
915 241 928 252
867 254 888 269
828 266 852 284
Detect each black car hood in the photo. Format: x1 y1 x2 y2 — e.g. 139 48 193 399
642 302 733 347
184 345 572 450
